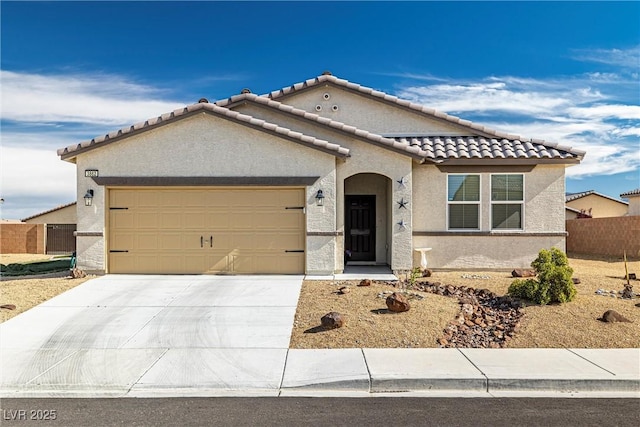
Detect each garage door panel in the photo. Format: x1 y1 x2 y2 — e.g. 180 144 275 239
109 188 305 274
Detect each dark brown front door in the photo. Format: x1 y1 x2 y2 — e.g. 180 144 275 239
345 195 375 262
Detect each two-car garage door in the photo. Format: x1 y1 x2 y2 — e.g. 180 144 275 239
108 188 305 274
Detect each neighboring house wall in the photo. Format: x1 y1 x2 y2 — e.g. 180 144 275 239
75 113 337 273
23 204 77 224
566 209 579 220
412 164 566 268
0 223 45 254
566 216 640 257
566 194 628 218
627 197 640 216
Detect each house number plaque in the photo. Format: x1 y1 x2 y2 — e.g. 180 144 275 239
85 169 99 177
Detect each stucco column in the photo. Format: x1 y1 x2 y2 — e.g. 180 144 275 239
391 170 413 273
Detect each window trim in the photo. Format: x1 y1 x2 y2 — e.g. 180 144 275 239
490 173 525 231
446 173 481 231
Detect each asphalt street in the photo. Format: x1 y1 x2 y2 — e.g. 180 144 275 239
1 398 639 427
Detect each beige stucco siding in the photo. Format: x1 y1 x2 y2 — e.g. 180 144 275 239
627 197 640 216
74 113 337 273
566 194 628 218
411 164 566 268
336 138 413 272
280 85 466 135
412 235 566 269
24 204 76 224
412 165 566 233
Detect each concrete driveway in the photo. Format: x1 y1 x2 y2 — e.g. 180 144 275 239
0 275 303 397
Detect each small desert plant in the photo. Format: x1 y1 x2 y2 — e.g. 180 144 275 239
402 267 422 290
508 248 576 305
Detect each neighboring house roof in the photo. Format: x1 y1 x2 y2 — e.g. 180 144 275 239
57 73 585 164
21 201 76 222
565 206 592 217
565 190 628 205
620 188 640 198
58 102 351 160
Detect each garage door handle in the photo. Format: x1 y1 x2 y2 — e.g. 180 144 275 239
285 250 305 253
209 236 213 247
200 236 204 248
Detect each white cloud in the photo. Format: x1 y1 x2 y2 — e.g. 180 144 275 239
572 45 640 69
0 145 76 200
395 71 640 181
0 70 187 125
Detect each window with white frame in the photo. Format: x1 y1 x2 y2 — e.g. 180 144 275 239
491 174 524 230
447 174 480 230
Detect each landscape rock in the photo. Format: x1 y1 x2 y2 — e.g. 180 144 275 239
358 279 372 287
386 292 411 312
321 312 345 329
572 277 581 285
421 269 432 278
599 310 632 323
418 281 525 349
0 304 16 310
621 284 635 299
338 286 351 295
511 268 536 278
70 268 87 279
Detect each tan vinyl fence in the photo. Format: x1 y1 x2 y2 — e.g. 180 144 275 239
566 216 640 258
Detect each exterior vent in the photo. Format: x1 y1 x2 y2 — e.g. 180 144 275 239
323 92 331 100
315 105 322 111
332 105 339 112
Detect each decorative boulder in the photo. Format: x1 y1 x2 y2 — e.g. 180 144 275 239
511 269 536 278
321 312 344 329
358 279 372 287
599 310 632 323
386 292 410 312
422 269 433 278
71 268 87 279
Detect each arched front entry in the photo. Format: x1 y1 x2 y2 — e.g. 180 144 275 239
343 173 392 266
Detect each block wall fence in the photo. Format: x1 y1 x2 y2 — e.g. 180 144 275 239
566 216 640 258
0 224 45 255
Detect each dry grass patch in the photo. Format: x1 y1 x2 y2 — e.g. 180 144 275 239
1 253 90 323
289 281 459 348
290 256 640 349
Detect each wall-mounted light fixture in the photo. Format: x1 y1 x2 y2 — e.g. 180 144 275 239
315 189 325 206
84 189 94 206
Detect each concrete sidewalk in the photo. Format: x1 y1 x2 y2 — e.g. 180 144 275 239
279 348 639 398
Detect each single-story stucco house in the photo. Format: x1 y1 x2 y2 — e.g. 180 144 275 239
21 202 77 254
565 190 628 219
621 188 640 216
57 72 585 275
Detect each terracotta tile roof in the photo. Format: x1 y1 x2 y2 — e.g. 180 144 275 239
390 135 582 162
21 201 76 222
565 190 628 205
266 74 586 159
215 92 426 159
57 103 350 159
620 188 640 198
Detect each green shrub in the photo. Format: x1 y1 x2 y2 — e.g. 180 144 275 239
507 248 576 305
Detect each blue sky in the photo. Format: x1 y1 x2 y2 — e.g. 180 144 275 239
1 1 639 220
